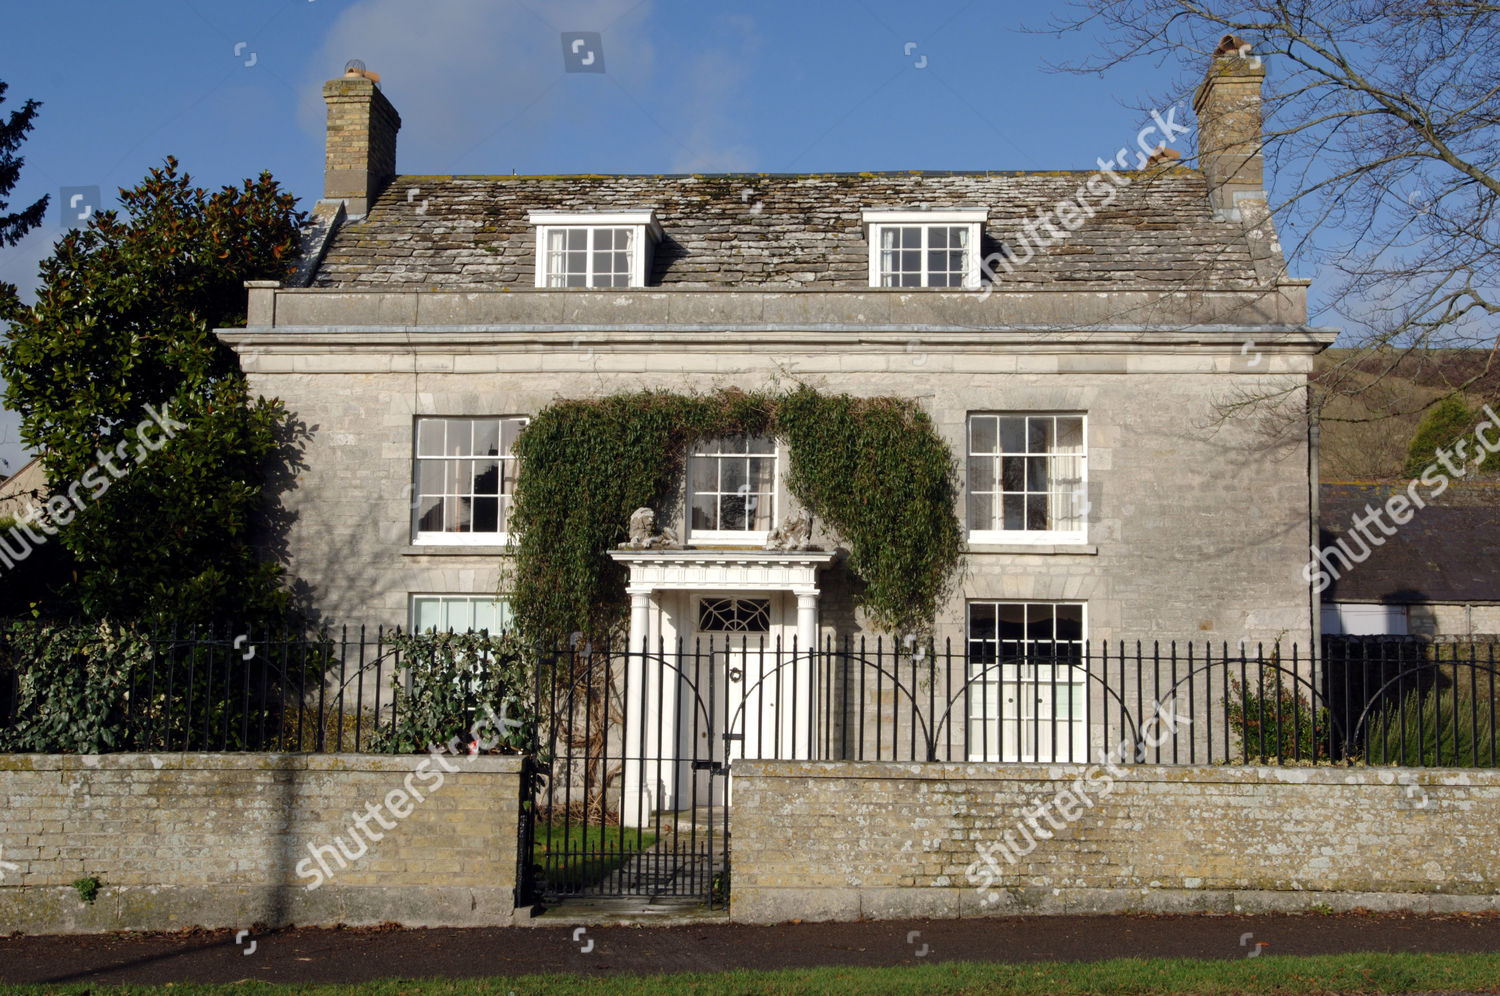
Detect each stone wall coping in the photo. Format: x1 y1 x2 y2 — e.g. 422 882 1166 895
732 759 1496 788
0 752 524 774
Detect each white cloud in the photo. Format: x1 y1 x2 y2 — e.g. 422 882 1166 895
300 0 654 172
668 14 761 173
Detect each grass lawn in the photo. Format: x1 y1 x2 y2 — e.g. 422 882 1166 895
532 823 658 892
6 953 1500 994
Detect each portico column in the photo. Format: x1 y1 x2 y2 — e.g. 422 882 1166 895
791 589 819 759
623 587 654 825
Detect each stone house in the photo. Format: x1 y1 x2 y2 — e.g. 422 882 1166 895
219 48 1333 770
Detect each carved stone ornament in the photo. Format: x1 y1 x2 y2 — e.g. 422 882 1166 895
624 506 680 550
764 506 815 551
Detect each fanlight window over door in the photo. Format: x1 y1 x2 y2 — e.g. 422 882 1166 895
697 597 772 633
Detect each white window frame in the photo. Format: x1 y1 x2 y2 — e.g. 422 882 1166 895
861 208 986 289
966 412 1087 546
965 600 1088 763
528 210 663 288
409 593 515 634
687 434 779 547
412 416 528 546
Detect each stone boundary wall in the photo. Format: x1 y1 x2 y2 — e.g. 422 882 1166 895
0 753 522 933
730 760 1500 923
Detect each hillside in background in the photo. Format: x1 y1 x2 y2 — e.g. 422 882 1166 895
1315 349 1500 481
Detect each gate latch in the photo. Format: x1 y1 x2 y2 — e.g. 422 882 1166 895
692 759 726 773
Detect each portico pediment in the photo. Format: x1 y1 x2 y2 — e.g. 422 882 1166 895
609 549 836 596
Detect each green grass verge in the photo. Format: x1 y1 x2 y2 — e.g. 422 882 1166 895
532 823 658 892
5 953 1500 995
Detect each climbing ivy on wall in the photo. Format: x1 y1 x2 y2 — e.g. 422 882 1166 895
506 387 962 645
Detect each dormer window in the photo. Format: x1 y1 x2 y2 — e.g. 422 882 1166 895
861 209 987 288
528 210 662 288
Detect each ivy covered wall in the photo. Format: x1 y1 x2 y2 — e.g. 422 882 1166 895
506 387 963 645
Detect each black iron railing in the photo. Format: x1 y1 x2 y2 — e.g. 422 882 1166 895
0 625 410 753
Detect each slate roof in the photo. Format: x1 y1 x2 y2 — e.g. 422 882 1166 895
1321 482 1500 604
310 169 1268 291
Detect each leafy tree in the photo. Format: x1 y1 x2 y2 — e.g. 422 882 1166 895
0 157 305 625
1402 394 1477 479
0 79 47 248
1043 2 1500 420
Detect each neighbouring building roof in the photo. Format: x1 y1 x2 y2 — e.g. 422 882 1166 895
1321 481 1500 604
310 170 1267 291
0 457 45 521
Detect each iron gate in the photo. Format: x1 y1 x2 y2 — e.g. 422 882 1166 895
523 642 735 908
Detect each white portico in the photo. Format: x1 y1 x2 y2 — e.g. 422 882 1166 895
609 549 836 824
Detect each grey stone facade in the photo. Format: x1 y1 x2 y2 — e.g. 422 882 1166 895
218 54 1335 653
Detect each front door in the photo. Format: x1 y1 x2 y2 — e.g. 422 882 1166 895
690 594 782 801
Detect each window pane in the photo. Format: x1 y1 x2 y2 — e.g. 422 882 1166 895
1003 492 1025 530
747 457 773 490
999 417 1025 453
502 418 525 452
417 418 446 457
970 416 997 454
968 602 996 640
1055 603 1084 640
1057 416 1084 452
471 599 498 634
1025 604 1056 640
416 496 442 532
417 460 444 496
722 491 748 530
722 458 748 493
445 419 473 456
1001 455 1025 492
472 460 500 496
472 496 499 533
968 492 992 532
473 420 500 456
692 494 716 531
1026 456 1049 492
968 456 995 493
997 603 1026 640
1026 493 1049 530
413 598 442 632
1028 417 1053 453
692 457 718 493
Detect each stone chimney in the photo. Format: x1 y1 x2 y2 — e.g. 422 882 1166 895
1193 35 1265 217
321 71 400 217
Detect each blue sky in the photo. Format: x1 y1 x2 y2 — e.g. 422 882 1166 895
0 0 1252 474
